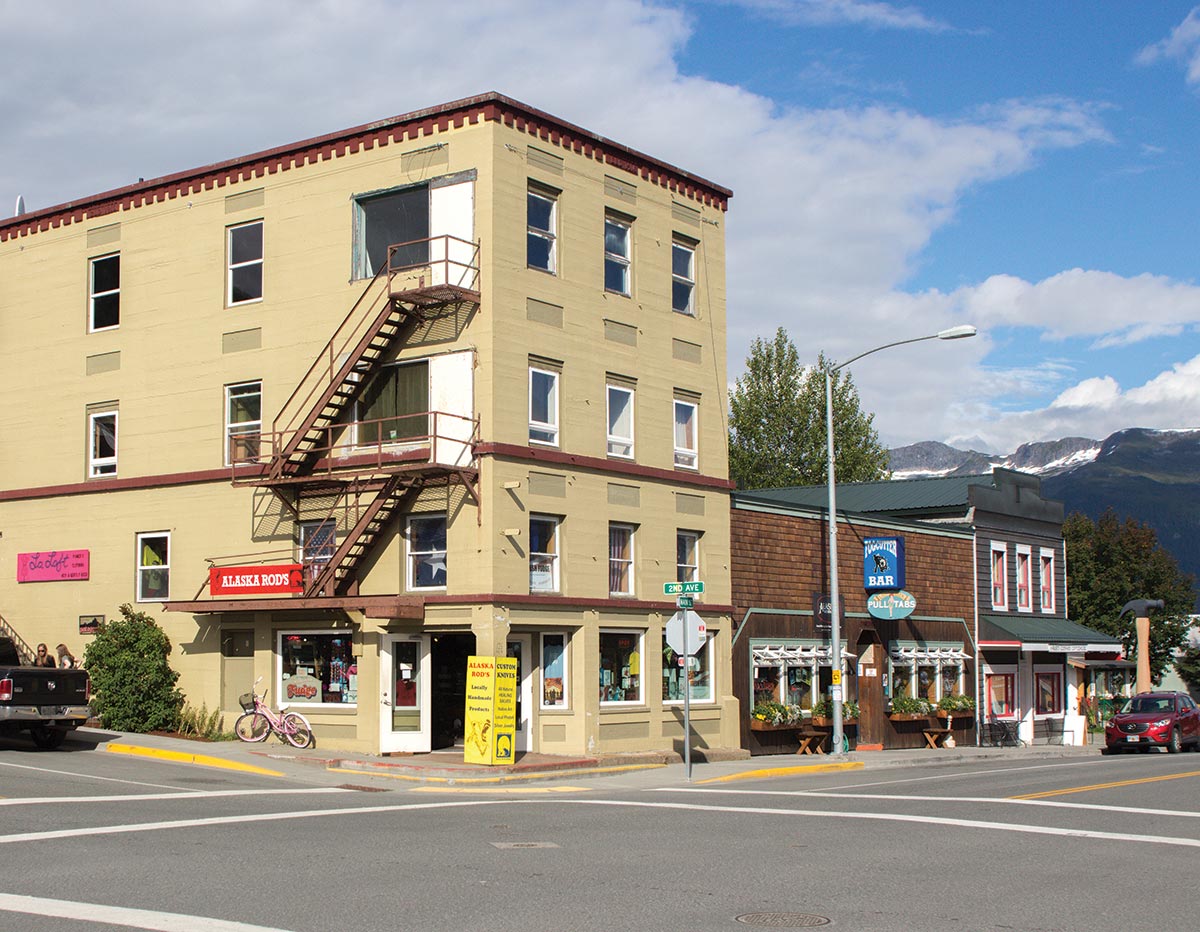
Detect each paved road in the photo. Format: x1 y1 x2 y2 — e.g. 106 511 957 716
1 734 1197 931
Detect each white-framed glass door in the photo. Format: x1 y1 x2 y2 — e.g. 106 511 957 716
381 634 431 753
506 634 534 752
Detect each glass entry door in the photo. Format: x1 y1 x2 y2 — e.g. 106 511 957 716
381 634 430 753
506 635 534 752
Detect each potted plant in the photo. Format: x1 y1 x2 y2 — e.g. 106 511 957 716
888 695 934 720
750 700 804 730
936 694 976 719
810 697 859 726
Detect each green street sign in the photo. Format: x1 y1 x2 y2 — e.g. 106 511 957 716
664 581 705 595
676 596 695 609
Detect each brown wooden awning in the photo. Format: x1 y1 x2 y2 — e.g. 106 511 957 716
162 595 425 620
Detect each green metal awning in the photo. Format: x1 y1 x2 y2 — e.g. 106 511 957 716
979 615 1122 653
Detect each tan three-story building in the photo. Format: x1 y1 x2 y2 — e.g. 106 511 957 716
0 93 739 756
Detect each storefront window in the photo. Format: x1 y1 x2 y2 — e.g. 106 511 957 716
1035 671 1062 715
786 665 814 710
541 632 568 709
753 667 781 704
662 634 712 703
599 630 642 704
917 663 938 702
987 672 1015 718
279 630 356 706
891 663 913 698
941 664 963 697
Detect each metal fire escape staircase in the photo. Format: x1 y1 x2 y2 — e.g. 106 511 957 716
237 236 481 598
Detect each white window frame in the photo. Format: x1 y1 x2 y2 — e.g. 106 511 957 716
136 531 170 602
1015 545 1032 612
986 669 1017 719
406 514 448 591
663 630 714 706
1039 547 1056 614
89 410 118 478
529 366 559 446
276 628 357 710
224 381 262 466
227 220 264 306
89 253 120 332
608 523 635 597
599 629 644 706
673 399 698 469
1034 666 1063 717
990 542 1008 611
529 515 560 593
671 239 695 316
527 186 557 274
606 383 635 458
677 530 700 583
540 632 569 710
298 519 336 587
603 215 631 296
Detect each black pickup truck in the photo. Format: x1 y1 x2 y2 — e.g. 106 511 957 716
0 637 90 748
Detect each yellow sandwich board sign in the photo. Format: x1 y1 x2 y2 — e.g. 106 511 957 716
464 655 518 765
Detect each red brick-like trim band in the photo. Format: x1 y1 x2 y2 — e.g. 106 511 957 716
0 468 232 502
423 593 733 614
475 442 736 491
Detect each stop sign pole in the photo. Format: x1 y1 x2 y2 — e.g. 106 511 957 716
664 581 705 781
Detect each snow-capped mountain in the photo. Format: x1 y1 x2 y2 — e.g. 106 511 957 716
888 436 1102 479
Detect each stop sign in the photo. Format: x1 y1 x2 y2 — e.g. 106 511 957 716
665 611 707 656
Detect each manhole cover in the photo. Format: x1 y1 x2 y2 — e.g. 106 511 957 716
735 913 830 927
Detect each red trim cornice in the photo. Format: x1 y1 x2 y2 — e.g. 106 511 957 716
0 468 232 502
1 93 729 243
424 593 733 615
475 442 735 491
163 595 425 619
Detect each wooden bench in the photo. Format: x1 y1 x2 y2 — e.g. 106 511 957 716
922 727 952 749
794 728 829 755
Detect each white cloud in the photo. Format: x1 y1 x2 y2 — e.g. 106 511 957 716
1136 7 1200 85
732 0 954 32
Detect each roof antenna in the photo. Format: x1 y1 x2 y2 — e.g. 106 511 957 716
14 194 25 217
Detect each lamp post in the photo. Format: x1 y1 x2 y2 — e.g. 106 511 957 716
825 324 976 756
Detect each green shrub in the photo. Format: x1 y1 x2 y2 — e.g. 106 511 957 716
83 604 184 733
178 702 227 740
890 694 934 714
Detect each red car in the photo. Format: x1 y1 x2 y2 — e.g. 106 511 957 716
1104 691 1200 753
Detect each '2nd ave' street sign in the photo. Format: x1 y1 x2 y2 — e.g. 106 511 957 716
664 581 705 595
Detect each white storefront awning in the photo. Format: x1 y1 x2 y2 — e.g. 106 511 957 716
752 644 857 667
890 645 970 663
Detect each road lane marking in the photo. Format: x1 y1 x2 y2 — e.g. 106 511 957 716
808 758 1113 792
3 796 1200 850
0 788 349 806
695 762 864 783
408 785 589 794
0 758 198 792
0 892 297 931
1013 768 1200 799
105 744 283 776
328 763 664 784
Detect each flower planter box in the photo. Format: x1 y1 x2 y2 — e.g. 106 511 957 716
888 713 933 722
750 720 802 732
936 710 974 720
811 716 858 727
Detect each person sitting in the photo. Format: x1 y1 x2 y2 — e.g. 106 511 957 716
33 643 56 668
56 644 77 669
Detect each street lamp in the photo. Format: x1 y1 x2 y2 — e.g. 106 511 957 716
825 324 976 756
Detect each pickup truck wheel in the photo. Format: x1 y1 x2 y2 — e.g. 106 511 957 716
30 726 66 749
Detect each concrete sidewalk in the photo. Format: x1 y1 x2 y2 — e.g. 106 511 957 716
69 726 1103 787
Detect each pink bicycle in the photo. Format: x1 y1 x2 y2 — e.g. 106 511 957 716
234 677 314 749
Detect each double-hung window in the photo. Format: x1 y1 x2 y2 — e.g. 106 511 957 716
407 514 448 590
89 409 118 478
1039 548 1056 613
530 515 560 592
529 366 559 446
990 542 1008 610
298 520 336 587
606 383 634 458
671 239 696 315
527 185 557 273
89 254 120 331
609 524 635 596
603 214 631 295
225 381 262 465
673 398 698 469
1015 545 1032 611
227 221 264 305
136 532 170 602
677 531 700 583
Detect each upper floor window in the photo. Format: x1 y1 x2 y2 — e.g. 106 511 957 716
225 381 262 466
1015 546 1032 612
1039 548 1056 613
609 524 635 596
89 254 120 331
136 532 170 602
530 515 560 592
604 215 631 295
529 366 559 446
89 410 118 478
606 383 634 458
990 542 1008 611
673 399 698 469
672 239 696 315
527 186 557 273
354 184 429 279
407 514 448 590
357 360 429 446
227 221 263 305
677 531 700 583
298 520 336 587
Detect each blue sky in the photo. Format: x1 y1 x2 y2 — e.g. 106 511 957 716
2 0 1198 452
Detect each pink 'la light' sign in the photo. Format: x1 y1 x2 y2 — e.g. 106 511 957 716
17 550 90 582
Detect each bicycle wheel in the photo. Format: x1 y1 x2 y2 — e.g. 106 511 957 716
235 711 271 743
281 711 314 749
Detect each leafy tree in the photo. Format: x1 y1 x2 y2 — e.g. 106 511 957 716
728 328 890 490
1063 510 1196 684
83 604 184 732
1176 646 1200 694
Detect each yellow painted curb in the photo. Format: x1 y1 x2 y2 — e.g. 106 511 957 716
695 761 865 784
328 762 667 785
105 743 283 777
